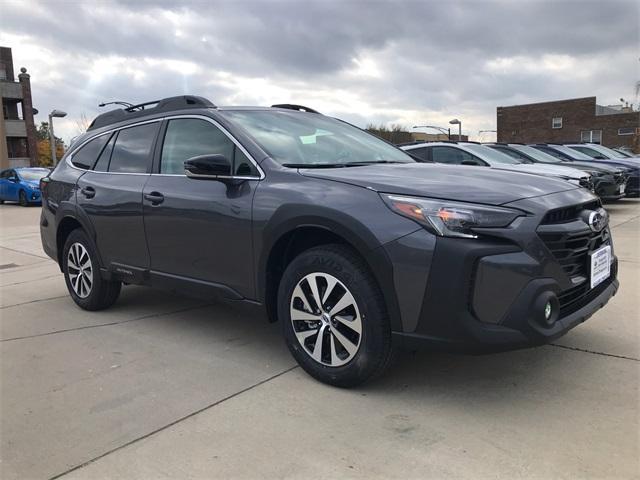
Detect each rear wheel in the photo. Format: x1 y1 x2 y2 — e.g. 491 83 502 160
62 229 121 311
278 244 393 387
19 190 28 206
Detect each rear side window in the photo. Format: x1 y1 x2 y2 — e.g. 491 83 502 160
109 123 160 173
71 135 110 169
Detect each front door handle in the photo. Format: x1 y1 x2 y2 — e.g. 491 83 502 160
80 186 95 199
144 191 164 205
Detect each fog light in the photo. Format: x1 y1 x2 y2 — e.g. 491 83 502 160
535 292 559 327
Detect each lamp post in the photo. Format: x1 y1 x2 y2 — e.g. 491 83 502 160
449 118 462 141
49 109 67 166
412 125 451 141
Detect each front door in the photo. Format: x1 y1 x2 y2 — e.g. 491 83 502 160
76 121 160 270
142 117 262 299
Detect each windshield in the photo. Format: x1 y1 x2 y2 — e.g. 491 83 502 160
463 144 523 164
222 110 414 166
552 145 594 160
17 169 49 181
591 145 631 159
511 145 562 163
570 145 607 159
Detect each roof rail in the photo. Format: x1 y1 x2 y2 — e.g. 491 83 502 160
88 95 216 131
271 104 320 114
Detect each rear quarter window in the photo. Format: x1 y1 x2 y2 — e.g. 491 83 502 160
70 135 110 169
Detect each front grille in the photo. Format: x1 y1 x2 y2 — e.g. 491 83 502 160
538 227 610 277
557 270 615 317
541 200 599 225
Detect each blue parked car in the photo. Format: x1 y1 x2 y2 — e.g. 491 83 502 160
0 167 51 206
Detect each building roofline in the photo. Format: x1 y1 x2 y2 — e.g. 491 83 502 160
497 96 596 110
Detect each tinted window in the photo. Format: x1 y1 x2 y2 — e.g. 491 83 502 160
109 123 160 173
161 119 235 175
491 146 528 161
406 147 428 161
93 133 116 172
431 146 483 165
71 134 110 169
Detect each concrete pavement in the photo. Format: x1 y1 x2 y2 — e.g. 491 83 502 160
0 200 638 479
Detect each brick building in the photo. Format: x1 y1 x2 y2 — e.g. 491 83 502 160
0 47 38 169
497 97 639 154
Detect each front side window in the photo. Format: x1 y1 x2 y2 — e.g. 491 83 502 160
406 147 428 161
70 134 110 169
431 146 484 165
222 110 413 166
109 123 160 173
160 118 257 176
552 117 563 129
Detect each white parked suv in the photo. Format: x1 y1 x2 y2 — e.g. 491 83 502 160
401 141 593 189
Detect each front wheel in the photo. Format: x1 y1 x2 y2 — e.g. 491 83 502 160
278 244 393 387
62 229 121 311
19 190 28 206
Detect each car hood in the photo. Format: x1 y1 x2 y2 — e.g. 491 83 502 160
567 162 624 174
298 163 577 205
23 180 40 188
492 163 589 179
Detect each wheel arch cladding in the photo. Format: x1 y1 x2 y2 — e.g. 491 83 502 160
56 216 84 267
260 220 402 332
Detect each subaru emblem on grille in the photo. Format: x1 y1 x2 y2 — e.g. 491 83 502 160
586 209 607 232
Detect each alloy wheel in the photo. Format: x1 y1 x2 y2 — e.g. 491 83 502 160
289 272 362 367
67 242 93 298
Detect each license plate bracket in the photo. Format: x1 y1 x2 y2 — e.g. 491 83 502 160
590 245 611 289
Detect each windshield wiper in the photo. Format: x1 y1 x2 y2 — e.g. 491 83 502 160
282 160 410 169
282 163 365 168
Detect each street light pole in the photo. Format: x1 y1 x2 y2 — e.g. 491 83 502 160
449 119 462 141
48 109 67 166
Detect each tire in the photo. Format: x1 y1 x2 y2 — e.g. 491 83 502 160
19 190 28 206
62 229 121 311
278 244 393 387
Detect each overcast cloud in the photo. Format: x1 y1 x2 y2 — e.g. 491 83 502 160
1 0 638 142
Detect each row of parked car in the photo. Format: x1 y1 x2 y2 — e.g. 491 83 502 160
399 141 639 201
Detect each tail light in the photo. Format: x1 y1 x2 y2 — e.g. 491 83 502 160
40 176 50 196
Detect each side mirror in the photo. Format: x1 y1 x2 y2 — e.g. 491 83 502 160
184 154 232 179
461 160 480 166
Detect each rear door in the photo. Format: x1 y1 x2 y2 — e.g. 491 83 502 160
76 121 160 272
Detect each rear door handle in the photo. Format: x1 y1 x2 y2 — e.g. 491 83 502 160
80 186 95 199
144 191 164 205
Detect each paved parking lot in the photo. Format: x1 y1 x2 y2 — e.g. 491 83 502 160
1 200 638 479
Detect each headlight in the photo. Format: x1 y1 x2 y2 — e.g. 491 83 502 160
381 194 523 238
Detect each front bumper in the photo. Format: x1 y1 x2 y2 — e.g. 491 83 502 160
385 189 619 352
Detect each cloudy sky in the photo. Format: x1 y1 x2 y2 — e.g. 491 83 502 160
2 0 638 143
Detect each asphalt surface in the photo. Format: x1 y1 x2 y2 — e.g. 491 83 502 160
1 199 638 479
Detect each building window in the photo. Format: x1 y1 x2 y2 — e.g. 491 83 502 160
552 117 563 129
618 127 635 136
581 130 602 144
